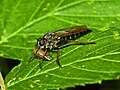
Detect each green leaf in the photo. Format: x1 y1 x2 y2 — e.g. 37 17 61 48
0 0 120 89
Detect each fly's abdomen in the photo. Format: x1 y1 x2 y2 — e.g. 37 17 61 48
55 26 92 46
63 26 92 40
53 26 93 47
67 29 92 40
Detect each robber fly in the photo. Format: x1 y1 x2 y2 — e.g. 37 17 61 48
29 25 95 68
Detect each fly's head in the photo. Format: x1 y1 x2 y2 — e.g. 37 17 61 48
36 38 46 49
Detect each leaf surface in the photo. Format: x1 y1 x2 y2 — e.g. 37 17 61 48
0 0 120 89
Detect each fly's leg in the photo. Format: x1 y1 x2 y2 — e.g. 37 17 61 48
39 49 48 69
71 40 95 45
39 59 43 69
43 49 48 57
43 49 47 56
56 49 61 67
28 48 39 63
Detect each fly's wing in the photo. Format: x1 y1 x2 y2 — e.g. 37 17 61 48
54 30 69 37
54 25 92 40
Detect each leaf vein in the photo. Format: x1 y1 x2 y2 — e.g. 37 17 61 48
0 14 48 44
47 73 94 80
100 57 120 62
1 45 33 50
55 0 109 12
52 16 80 25
28 0 45 22
71 65 119 73
55 14 120 18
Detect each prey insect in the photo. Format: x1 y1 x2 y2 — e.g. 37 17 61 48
29 25 95 68
29 46 52 68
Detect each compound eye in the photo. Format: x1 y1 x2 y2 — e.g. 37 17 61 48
39 40 44 45
36 38 42 46
37 38 45 46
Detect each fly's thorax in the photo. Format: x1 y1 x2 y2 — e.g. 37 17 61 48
43 33 55 40
41 33 59 49
54 36 70 47
44 40 57 50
